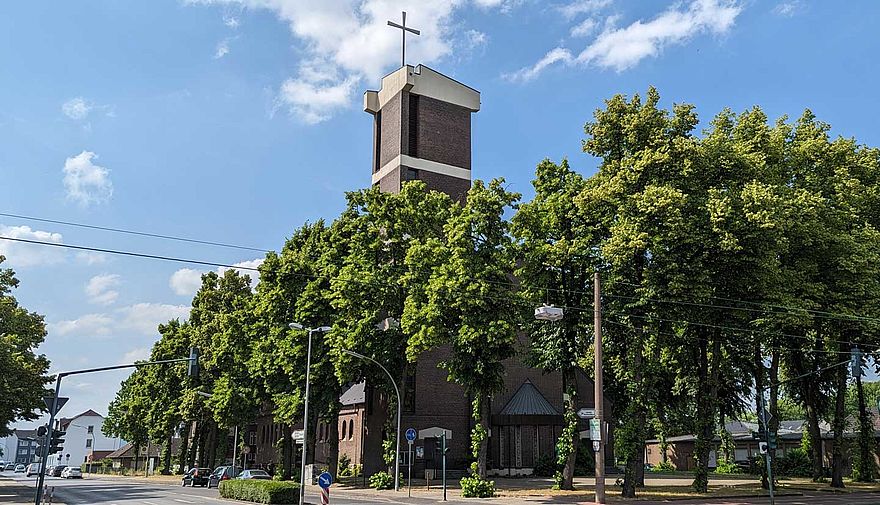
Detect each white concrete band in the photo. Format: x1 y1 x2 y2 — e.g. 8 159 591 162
372 154 471 185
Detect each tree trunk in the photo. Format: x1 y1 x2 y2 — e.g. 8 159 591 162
282 424 293 480
477 395 490 479
559 368 578 490
177 423 190 474
692 334 711 493
855 372 876 481
162 435 172 475
830 356 847 488
622 331 646 498
327 414 340 479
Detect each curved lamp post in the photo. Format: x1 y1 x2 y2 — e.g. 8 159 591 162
342 349 401 492
290 323 331 505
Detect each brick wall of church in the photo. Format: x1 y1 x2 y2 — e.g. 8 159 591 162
413 94 471 169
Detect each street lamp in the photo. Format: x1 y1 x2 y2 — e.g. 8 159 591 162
534 304 564 322
290 323 331 505
341 349 402 492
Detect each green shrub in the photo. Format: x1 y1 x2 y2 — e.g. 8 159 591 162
777 447 811 478
533 454 556 477
338 454 352 476
652 460 676 472
369 471 394 490
713 460 741 474
460 476 496 498
218 480 299 504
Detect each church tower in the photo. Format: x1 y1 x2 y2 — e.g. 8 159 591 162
364 65 480 201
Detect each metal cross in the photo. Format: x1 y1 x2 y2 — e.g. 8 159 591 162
387 11 420 68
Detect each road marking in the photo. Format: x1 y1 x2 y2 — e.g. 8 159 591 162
173 500 196 504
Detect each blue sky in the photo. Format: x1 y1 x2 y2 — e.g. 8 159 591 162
2 0 879 427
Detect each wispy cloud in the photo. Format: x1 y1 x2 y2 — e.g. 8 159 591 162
556 0 612 20
503 47 573 82
215 38 231 59
85 273 121 306
0 224 66 268
63 151 113 206
773 1 800 17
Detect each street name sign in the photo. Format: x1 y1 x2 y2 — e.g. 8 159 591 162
577 408 595 419
292 430 304 441
589 419 601 441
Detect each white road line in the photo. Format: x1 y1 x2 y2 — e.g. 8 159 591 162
173 500 195 504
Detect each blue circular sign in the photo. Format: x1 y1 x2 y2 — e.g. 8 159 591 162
405 428 417 442
318 471 333 489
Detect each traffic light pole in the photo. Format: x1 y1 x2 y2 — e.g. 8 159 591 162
34 355 197 505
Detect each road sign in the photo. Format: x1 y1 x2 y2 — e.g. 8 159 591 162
317 471 333 489
589 419 601 441
242 446 251 455
758 408 772 428
405 428 417 442
592 441 600 452
577 408 595 419
42 397 69 414
292 430 304 441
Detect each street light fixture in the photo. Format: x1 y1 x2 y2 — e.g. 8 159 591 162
341 348 402 492
289 323 331 505
534 304 564 322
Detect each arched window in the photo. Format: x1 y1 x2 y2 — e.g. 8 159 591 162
349 419 355 440
341 420 347 441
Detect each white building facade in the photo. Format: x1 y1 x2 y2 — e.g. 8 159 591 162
47 410 122 467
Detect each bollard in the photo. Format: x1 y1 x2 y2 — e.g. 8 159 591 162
48 486 54 505
320 487 329 505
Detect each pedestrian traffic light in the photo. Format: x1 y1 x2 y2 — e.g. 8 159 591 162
48 430 66 455
188 347 199 379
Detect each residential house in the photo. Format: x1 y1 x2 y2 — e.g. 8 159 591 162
47 409 122 467
1 429 40 465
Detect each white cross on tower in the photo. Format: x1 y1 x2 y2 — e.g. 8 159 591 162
387 11 420 68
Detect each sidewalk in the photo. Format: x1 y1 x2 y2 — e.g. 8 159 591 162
0 478 64 505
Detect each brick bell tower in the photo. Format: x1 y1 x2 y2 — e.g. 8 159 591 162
364 64 480 201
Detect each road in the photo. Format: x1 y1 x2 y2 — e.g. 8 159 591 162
7 473 880 504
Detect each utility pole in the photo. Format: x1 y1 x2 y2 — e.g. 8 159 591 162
593 272 605 504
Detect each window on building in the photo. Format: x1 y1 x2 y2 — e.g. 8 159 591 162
341 420 347 441
408 94 419 157
374 111 382 173
403 168 419 182
87 426 94 434
349 420 354 441
86 439 92 448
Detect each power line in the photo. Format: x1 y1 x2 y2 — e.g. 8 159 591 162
0 236 261 273
0 211 269 253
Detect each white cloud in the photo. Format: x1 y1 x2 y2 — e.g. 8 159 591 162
63 151 113 206
576 0 741 71
215 39 231 58
503 47 573 82
465 29 488 50
85 273 121 306
62 97 92 120
557 0 611 20
75 251 109 265
190 0 510 123
51 313 115 337
508 0 742 80
773 1 799 16
223 13 240 28
570 17 597 38
170 258 263 296
121 347 151 364
170 268 205 296
0 224 66 268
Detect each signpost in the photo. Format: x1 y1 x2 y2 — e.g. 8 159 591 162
317 471 332 505
590 419 602 453
577 408 595 419
405 428 416 497
292 430 304 444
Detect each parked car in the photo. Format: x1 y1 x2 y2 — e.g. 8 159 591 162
50 465 67 477
237 469 271 480
208 466 241 488
6 463 17 471
25 463 42 477
181 467 212 487
14 464 26 473
61 467 82 479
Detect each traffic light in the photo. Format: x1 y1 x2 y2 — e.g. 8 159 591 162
37 425 47 437
769 431 778 450
187 347 199 379
48 430 66 455
851 346 864 377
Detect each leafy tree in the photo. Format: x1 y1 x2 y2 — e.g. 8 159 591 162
0 256 51 436
403 178 520 483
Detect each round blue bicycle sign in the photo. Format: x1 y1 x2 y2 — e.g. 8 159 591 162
317 471 333 489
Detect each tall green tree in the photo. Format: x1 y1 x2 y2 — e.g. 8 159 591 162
0 256 51 435
403 179 520 484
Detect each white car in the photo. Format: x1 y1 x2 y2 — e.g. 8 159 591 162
25 463 42 477
14 464 26 473
61 467 82 479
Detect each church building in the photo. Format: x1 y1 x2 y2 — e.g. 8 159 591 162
311 63 613 478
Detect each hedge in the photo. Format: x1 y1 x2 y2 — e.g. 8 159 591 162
218 480 300 504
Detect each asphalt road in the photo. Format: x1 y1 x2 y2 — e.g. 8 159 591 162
8 472 880 504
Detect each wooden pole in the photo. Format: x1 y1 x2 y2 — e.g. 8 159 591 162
594 272 605 504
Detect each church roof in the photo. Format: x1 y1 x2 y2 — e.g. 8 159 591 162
499 380 559 417
339 381 366 406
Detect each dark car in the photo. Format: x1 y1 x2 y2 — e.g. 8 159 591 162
181 467 212 487
237 469 271 480
50 465 67 477
3 463 13 471
208 466 241 488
